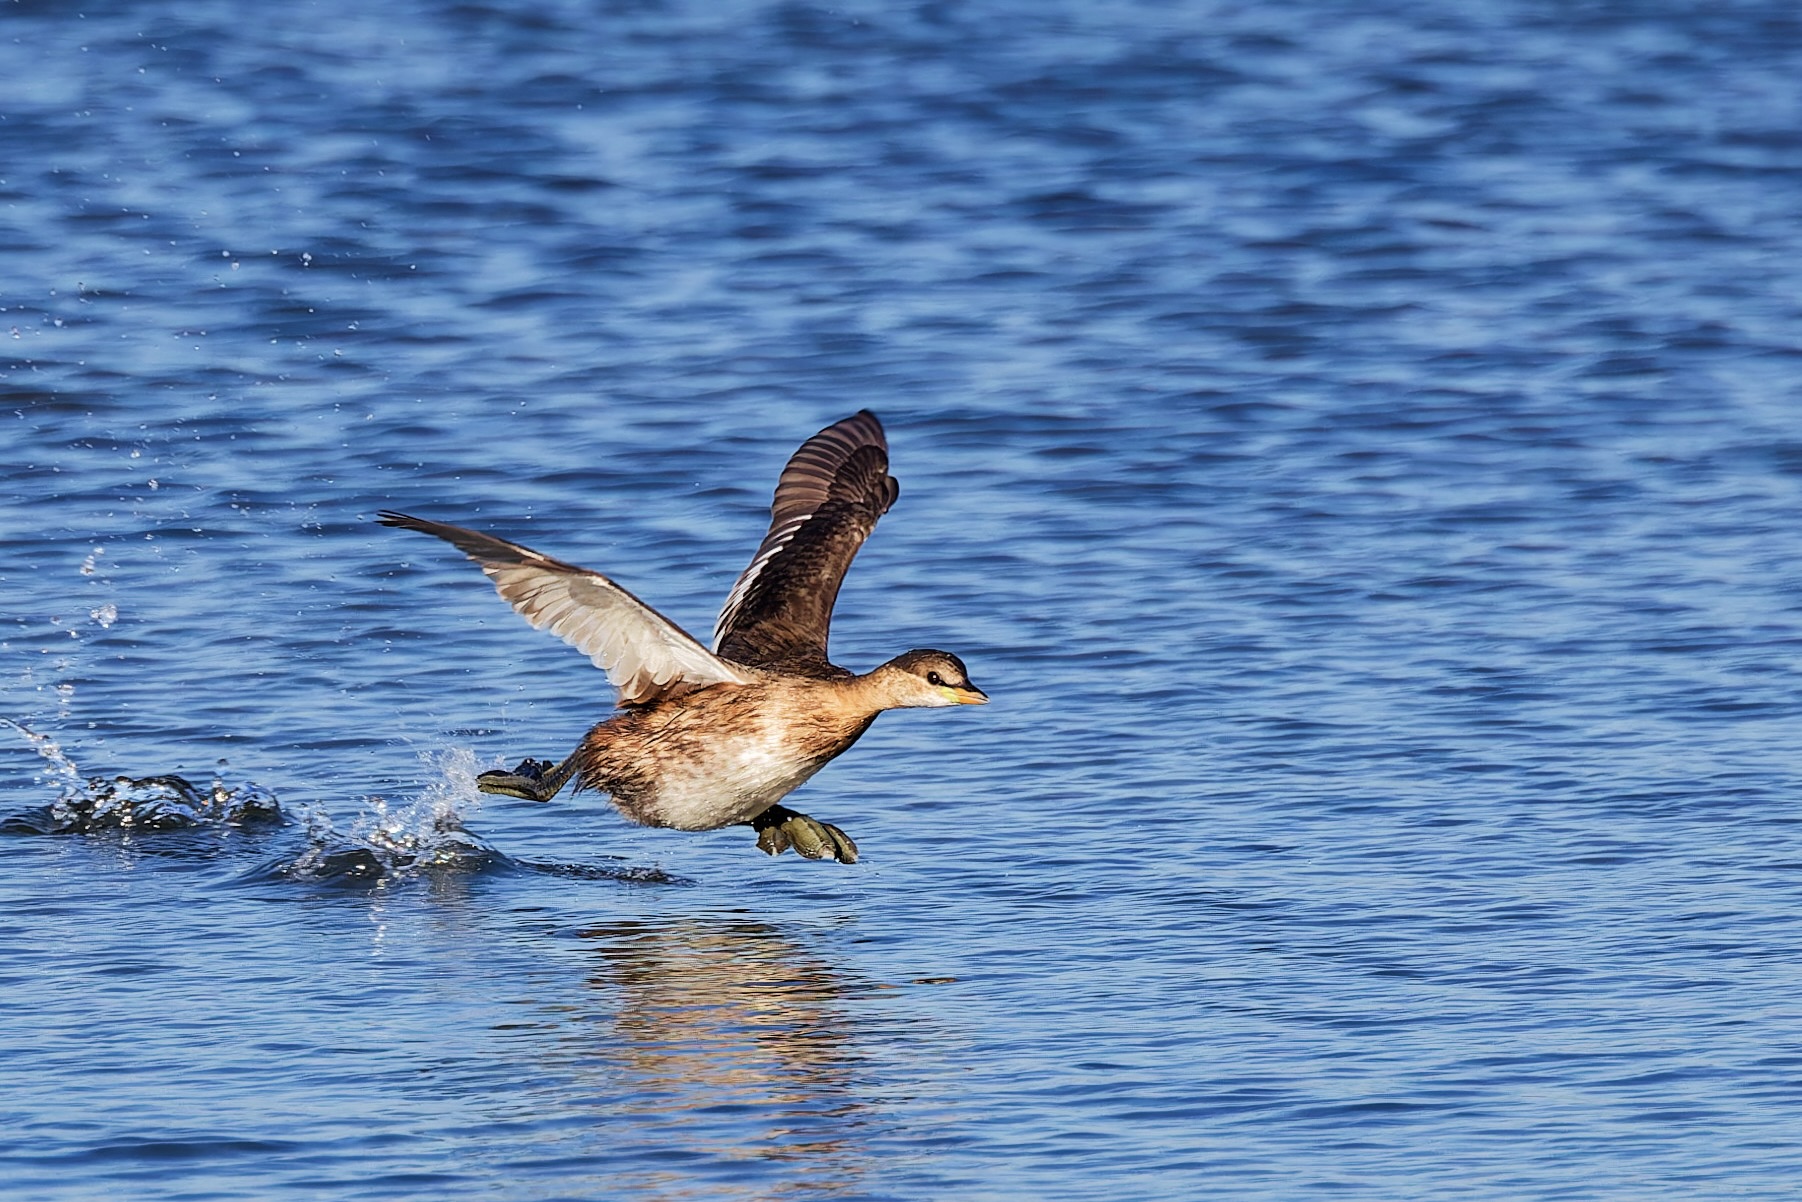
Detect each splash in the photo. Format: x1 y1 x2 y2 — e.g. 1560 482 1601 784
4 728 681 885
2 717 84 799
1 718 281 834
274 747 501 883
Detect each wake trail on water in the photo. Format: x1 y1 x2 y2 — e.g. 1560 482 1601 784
3 722 686 886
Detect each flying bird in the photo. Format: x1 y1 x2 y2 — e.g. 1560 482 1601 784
378 410 985 864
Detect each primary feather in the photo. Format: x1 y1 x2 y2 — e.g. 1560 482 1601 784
712 410 898 672
376 511 751 707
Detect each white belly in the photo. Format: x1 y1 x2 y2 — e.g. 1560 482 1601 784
642 724 830 831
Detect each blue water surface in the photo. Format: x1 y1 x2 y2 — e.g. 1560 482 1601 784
6 1 1802 1198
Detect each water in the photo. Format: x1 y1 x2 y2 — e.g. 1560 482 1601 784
5 0 1802 1197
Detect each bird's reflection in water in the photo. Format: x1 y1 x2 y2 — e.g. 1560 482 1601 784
565 916 879 1199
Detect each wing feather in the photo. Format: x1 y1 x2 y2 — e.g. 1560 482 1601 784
378 511 751 706
712 411 898 670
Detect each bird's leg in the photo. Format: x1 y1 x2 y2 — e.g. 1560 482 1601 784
477 754 577 802
749 804 858 864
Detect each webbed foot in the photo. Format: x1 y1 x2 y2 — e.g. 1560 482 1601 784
750 805 858 864
477 756 574 802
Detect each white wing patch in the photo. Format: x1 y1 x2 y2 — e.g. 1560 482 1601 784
712 510 810 652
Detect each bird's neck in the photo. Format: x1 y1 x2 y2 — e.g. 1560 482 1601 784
840 663 908 716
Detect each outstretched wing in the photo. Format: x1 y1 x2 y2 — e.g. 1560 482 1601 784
379 511 752 706
712 410 898 670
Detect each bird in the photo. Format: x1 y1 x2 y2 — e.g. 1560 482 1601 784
377 410 986 864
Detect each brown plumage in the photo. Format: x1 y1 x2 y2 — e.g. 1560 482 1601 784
713 408 897 673
378 411 985 864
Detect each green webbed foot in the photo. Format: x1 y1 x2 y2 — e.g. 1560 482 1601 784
750 805 858 864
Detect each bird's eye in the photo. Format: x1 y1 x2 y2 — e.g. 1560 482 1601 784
927 671 945 686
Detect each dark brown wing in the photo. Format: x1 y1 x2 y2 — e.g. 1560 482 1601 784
379 511 752 706
712 411 898 671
